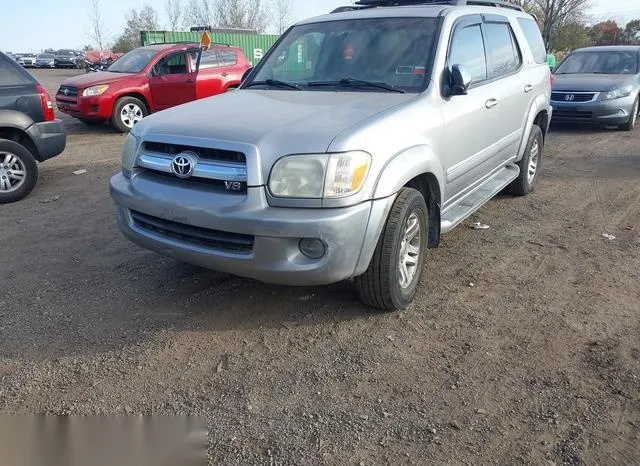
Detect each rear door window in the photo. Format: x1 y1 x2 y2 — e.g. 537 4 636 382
517 18 547 64
198 49 221 69
218 49 238 66
0 54 32 86
449 24 487 84
483 23 522 78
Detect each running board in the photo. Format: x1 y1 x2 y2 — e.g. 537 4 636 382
441 164 519 234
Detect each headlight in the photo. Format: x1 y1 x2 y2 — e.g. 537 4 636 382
602 85 633 100
269 151 371 198
121 133 139 177
82 85 109 97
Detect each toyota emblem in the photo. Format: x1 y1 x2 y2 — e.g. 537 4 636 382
565 94 575 101
171 151 197 179
63 88 69 96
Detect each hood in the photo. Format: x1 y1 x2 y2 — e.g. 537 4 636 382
134 89 416 169
552 73 635 92
61 71 135 88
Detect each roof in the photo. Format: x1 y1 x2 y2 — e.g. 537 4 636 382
572 46 640 53
139 43 241 51
299 2 529 25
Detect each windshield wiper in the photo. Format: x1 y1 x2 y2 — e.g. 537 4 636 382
307 78 406 93
244 79 303 90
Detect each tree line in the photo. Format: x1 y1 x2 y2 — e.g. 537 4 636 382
88 0 294 54
511 0 640 52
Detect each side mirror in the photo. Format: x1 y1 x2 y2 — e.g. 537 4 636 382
450 64 472 96
241 67 253 83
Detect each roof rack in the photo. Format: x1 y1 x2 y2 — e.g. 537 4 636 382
349 0 523 11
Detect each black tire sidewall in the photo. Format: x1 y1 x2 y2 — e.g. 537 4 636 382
521 125 544 194
0 139 38 204
112 97 147 133
385 190 429 309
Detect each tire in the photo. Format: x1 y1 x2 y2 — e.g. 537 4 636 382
0 139 39 204
79 118 103 126
619 97 638 132
111 96 148 133
355 187 428 311
506 124 544 196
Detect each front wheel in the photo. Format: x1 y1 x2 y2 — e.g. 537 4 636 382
0 139 39 204
355 187 428 311
111 96 148 133
619 97 638 131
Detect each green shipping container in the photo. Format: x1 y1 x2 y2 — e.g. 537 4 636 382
140 31 280 66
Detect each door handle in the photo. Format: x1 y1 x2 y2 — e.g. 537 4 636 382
221 72 229 77
524 84 534 93
485 98 498 109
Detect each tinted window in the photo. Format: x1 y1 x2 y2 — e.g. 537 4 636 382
199 49 220 69
555 51 639 75
251 17 438 92
517 18 546 64
484 23 522 78
449 24 487 83
0 55 31 85
219 49 237 66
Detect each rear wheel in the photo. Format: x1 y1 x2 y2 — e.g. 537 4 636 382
355 187 428 311
111 96 148 133
619 97 638 131
0 139 38 204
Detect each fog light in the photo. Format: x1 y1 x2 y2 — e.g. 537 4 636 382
299 238 326 259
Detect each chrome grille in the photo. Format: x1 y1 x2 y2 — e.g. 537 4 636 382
137 142 247 192
551 92 597 103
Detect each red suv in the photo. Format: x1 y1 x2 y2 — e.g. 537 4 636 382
55 43 250 132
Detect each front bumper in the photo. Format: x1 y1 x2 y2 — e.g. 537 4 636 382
56 95 112 120
26 119 66 162
109 172 395 286
550 95 636 125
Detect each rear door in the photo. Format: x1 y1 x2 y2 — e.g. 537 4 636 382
194 48 225 98
149 51 197 110
0 53 41 121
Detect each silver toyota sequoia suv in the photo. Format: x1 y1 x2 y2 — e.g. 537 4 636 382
110 0 552 311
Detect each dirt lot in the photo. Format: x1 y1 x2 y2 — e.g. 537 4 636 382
1 69 639 465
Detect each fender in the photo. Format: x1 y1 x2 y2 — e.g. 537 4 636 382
372 144 444 201
517 95 550 161
0 109 34 132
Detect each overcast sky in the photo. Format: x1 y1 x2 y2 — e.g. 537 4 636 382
1 0 639 52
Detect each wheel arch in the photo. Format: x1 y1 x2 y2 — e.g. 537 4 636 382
0 126 40 162
115 92 151 114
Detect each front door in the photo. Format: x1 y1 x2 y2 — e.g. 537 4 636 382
149 51 197 110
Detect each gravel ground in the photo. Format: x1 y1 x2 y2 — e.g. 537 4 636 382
1 69 639 465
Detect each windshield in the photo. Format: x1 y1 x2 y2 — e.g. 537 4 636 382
56 50 77 55
248 17 438 92
108 48 158 73
555 51 639 75
38 54 54 59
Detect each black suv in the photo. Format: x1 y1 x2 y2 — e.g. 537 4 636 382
0 51 66 203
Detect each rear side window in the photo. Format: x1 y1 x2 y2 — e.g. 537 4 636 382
0 54 31 86
199 49 220 69
517 18 547 64
484 23 522 78
449 25 487 84
218 50 238 66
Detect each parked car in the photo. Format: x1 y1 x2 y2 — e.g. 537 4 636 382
0 51 66 203
16 53 37 67
551 46 640 131
55 43 250 132
54 49 83 69
35 53 56 68
109 0 552 310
